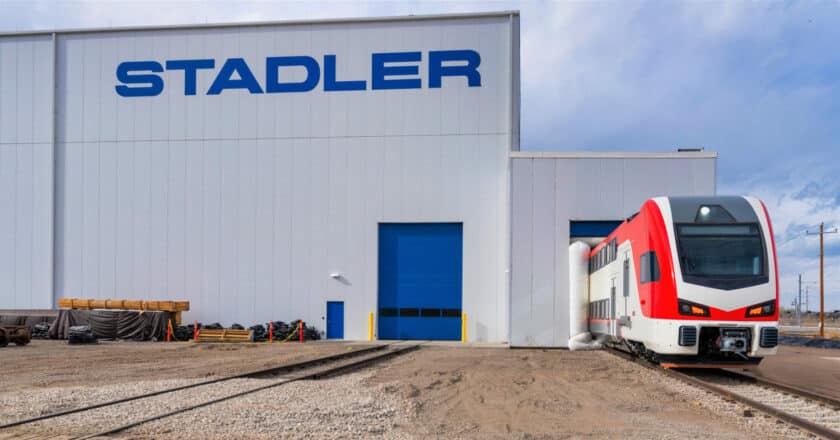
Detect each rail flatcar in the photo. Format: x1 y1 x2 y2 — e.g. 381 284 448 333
587 196 779 367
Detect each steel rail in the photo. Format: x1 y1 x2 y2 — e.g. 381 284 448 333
0 343 389 429
717 369 840 410
74 343 420 440
605 346 840 440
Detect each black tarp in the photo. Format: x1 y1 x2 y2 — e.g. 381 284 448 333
0 313 55 329
0 315 23 326
48 309 170 341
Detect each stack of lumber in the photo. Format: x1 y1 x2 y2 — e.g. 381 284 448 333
196 328 254 343
58 298 190 325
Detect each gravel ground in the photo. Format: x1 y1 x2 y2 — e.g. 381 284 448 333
0 340 367 392
649 371 813 439
0 378 205 426
129 372 407 439
687 372 840 432
2 372 406 439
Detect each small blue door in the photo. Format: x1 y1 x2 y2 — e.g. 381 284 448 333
326 301 344 339
378 223 463 340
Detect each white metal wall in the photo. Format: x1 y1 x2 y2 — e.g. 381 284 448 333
509 153 717 347
0 35 54 309
35 14 515 340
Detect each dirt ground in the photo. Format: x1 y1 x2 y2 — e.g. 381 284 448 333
0 339 371 392
755 344 840 400
0 342 820 439
365 346 804 439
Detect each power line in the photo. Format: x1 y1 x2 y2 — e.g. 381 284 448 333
776 230 809 247
778 224 840 248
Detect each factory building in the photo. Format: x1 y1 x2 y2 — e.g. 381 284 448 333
0 11 716 346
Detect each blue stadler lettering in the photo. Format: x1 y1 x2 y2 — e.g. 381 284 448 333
115 50 482 97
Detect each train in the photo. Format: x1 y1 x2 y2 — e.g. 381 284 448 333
584 196 779 367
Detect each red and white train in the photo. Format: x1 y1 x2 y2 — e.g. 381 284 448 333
586 196 779 367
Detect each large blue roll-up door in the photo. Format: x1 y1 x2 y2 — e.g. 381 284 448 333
378 223 462 340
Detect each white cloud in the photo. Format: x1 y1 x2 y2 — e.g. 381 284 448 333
723 167 840 311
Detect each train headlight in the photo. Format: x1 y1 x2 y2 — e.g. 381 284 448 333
745 300 775 318
694 204 735 222
678 300 710 317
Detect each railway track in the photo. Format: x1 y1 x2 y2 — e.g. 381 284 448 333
0 341 421 439
606 346 840 439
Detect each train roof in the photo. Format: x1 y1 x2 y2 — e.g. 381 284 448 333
666 196 759 223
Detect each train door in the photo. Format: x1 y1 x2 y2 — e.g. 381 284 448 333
623 256 630 316
610 279 617 337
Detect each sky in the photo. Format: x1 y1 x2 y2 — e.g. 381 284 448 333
2 0 839 311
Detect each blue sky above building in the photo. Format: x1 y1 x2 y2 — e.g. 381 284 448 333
2 0 838 310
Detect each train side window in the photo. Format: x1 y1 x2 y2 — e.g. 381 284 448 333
651 252 660 281
640 251 661 283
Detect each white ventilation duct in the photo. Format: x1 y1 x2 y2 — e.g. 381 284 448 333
568 241 601 350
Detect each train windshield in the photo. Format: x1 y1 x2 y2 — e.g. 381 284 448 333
676 224 765 278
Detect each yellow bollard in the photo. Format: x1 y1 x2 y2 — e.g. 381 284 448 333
461 312 467 343
368 312 374 341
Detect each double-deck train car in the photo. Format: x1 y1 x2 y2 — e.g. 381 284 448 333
587 196 779 366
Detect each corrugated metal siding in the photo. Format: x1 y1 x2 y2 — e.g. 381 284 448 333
510 156 717 347
54 136 510 340
44 16 514 340
0 35 54 309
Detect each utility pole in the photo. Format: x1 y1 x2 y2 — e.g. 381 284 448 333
805 285 809 313
797 274 803 327
807 222 838 337
803 282 816 313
